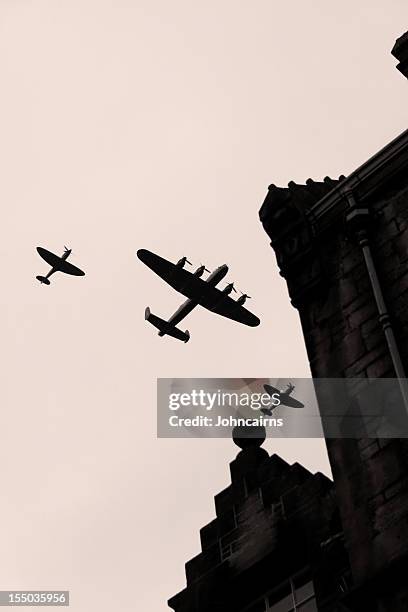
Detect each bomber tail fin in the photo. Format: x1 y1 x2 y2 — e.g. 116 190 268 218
144 307 190 343
36 275 51 285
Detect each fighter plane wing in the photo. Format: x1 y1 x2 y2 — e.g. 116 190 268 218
264 384 304 408
37 247 85 276
58 260 85 276
264 384 280 397
281 396 304 409
137 249 260 327
37 247 62 268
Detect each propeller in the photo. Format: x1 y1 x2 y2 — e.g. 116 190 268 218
177 256 192 267
200 263 211 273
64 245 71 253
224 282 237 294
239 290 251 299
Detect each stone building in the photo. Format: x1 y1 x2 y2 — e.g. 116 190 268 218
392 31 408 79
258 31 408 611
168 436 350 612
259 127 408 610
169 31 408 612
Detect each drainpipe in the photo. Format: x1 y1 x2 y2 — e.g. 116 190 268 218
343 188 408 412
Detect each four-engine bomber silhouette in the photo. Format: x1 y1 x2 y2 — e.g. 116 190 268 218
137 249 260 342
36 246 85 285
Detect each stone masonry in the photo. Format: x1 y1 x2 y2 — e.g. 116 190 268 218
259 129 408 610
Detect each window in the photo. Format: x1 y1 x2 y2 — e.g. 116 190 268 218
268 578 317 612
241 573 317 612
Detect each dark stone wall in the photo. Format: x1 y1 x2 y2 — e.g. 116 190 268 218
168 447 345 611
259 165 408 609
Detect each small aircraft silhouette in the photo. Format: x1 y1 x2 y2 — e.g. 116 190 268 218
36 246 85 285
260 383 305 416
137 249 260 342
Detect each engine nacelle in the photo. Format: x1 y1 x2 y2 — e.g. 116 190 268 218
194 265 206 277
177 256 191 268
223 283 235 295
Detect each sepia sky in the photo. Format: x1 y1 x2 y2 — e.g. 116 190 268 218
1 1 408 610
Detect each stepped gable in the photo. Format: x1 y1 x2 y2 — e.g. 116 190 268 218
168 446 336 611
392 31 408 79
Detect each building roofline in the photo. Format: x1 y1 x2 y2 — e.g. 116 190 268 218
308 128 408 224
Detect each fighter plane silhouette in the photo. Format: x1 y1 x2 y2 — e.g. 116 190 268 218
260 383 305 416
36 246 85 285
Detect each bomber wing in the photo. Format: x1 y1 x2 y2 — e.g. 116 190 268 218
198 291 260 326
137 249 213 299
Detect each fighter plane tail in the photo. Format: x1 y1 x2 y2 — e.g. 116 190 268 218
36 275 51 285
144 307 190 343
